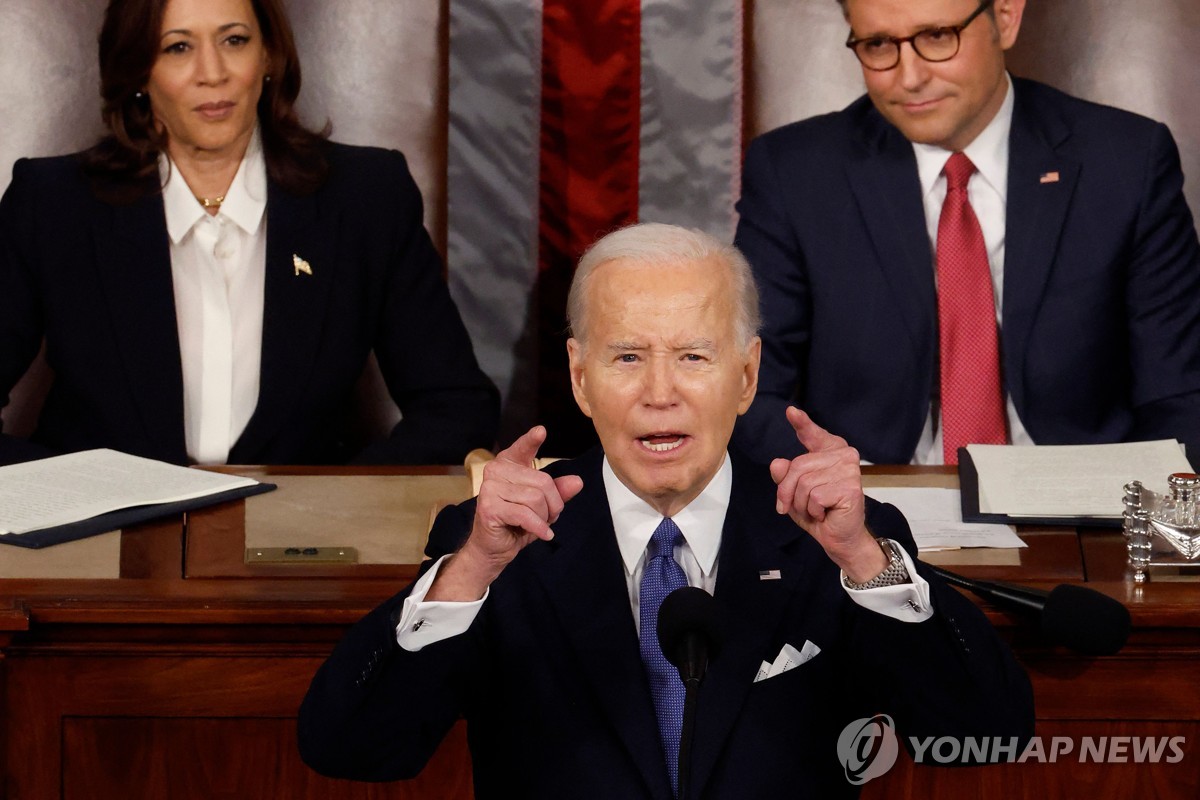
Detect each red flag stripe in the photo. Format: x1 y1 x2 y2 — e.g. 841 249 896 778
538 0 642 269
537 0 643 453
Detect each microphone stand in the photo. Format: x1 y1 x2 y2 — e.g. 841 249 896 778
658 586 724 799
923 562 1130 655
677 636 704 800
926 563 1049 614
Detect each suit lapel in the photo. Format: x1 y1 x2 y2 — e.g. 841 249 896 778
690 456 810 796
231 182 338 460
90 192 187 462
1002 82 1079 415
844 112 937 359
529 453 673 800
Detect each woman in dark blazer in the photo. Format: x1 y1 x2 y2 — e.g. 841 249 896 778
0 0 498 466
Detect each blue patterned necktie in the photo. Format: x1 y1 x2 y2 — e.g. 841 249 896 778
639 517 688 797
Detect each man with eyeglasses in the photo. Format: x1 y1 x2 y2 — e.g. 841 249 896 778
733 0 1200 468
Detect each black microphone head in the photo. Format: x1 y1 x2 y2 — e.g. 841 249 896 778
1041 584 1131 656
656 586 726 671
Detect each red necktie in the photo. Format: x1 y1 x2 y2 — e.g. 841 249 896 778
937 152 1007 465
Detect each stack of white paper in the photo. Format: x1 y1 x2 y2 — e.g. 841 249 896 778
866 487 1025 551
967 440 1192 519
0 449 259 536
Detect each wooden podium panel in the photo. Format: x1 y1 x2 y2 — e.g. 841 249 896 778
184 466 472 580
61 718 472 800
864 721 1199 799
0 577 474 799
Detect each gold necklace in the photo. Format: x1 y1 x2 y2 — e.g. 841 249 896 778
197 194 226 209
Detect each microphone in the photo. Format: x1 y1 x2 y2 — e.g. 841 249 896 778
657 586 725 686
925 564 1131 656
657 587 726 800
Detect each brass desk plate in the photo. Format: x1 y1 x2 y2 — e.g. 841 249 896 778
246 546 359 565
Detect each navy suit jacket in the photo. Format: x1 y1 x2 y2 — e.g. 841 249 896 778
733 78 1200 465
298 449 1033 798
0 142 498 465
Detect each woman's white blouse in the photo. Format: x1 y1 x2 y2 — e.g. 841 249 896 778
160 130 267 465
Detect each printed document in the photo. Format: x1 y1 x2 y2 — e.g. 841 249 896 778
0 449 258 536
967 440 1191 519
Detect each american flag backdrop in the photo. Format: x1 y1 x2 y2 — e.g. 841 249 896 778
445 0 745 452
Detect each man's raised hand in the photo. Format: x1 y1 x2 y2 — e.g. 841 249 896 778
428 426 583 601
472 425 584 554
768 407 886 583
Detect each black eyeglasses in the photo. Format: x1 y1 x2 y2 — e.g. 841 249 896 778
845 0 994 71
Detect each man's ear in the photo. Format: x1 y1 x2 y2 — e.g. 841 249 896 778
737 337 762 415
994 0 1026 50
566 338 593 418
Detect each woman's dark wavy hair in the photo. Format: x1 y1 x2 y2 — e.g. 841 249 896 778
83 0 329 201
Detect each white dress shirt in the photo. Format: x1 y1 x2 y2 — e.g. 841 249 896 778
910 73 1034 465
395 453 932 652
161 129 268 465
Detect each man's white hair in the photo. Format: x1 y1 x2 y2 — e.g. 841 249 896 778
566 222 761 350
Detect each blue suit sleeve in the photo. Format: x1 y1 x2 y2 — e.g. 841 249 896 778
1122 123 1200 458
297 499 480 781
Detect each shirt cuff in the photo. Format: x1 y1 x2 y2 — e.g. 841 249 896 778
394 554 489 651
840 539 933 623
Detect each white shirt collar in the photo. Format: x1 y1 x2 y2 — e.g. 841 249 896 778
605 453 732 579
160 127 267 243
912 72 1014 203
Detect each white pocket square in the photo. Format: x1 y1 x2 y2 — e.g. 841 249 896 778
754 640 821 683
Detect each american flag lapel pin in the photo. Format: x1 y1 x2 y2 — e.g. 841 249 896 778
293 254 313 276
1039 171 1060 184
759 569 782 581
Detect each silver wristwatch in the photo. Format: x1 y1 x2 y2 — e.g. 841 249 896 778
843 538 910 591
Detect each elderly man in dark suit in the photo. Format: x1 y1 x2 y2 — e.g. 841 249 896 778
734 0 1200 467
298 222 1032 798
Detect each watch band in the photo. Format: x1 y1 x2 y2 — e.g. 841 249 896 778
843 538 910 591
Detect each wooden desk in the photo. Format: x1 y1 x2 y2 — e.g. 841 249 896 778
0 467 1197 798
0 467 473 800
857 468 1200 799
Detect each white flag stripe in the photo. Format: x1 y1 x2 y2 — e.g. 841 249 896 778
447 0 544 415
638 0 743 239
